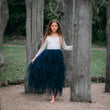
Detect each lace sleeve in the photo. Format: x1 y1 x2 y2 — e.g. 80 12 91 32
60 36 73 51
35 38 47 58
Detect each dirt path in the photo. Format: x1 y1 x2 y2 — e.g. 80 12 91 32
0 83 110 110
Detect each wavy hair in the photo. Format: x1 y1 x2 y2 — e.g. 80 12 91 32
41 19 64 46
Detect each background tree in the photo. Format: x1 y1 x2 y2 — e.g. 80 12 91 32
0 0 9 78
25 0 44 93
105 0 110 92
64 0 92 102
4 0 107 47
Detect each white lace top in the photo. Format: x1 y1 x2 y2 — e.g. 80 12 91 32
35 36 73 58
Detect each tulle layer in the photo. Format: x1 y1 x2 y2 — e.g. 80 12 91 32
27 49 66 97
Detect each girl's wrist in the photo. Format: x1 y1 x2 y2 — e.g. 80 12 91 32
34 56 37 59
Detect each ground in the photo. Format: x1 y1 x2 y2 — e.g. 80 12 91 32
0 83 110 110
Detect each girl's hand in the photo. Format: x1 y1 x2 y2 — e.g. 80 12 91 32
31 58 35 63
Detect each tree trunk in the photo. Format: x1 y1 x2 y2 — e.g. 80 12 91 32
0 0 9 78
60 0 74 87
105 0 110 92
61 0 92 102
25 0 44 93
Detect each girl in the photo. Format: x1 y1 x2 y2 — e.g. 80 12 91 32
27 19 73 103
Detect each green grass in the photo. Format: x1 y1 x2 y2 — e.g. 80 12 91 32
0 45 106 81
3 34 26 45
0 45 26 81
4 40 26 45
92 41 106 48
91 49 106 77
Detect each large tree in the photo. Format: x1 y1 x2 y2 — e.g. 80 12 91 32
60 0 92 102
59 0 74 86
105 0 110 92
24 0 44 93
70 0 92 102
0 0 9 78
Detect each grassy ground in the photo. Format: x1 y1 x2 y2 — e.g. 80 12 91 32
91 49 106 77
0 39 106 81
0 45 26 81
3 34 26 45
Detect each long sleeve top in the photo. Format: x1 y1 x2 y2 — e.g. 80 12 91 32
35 36 73 58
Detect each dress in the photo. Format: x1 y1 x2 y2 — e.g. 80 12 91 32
27 35 73 97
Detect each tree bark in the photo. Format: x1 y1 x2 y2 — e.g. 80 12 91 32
60 0 74 87
0 0 9 78
61 0 92 102
25 0 44 93
105 0 110 92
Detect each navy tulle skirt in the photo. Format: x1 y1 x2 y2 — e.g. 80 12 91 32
27 49 66 97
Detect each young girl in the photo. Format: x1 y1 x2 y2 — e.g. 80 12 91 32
27 19 73 103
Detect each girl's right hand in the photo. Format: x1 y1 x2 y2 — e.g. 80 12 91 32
31 58 35 63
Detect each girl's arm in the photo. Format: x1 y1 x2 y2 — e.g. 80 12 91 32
33 38 47 59
60 36 73 51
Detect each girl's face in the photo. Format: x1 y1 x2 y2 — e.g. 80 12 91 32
50 22 58 33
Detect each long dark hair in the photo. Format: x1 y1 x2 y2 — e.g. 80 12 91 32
41 19 64 46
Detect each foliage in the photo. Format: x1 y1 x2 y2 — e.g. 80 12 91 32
5 0 26 37
44 0 62 34
4 0 108 46
92 0 107 45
